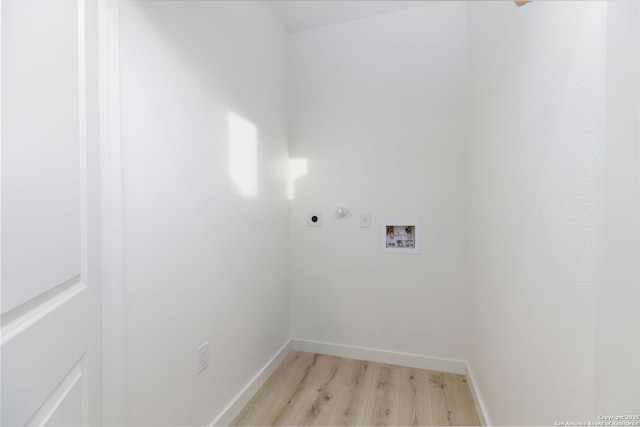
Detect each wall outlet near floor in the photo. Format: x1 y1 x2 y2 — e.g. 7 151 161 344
196 342 209 374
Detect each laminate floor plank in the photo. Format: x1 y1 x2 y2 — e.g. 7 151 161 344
260 352 322 426
231 351 308 427
232 351 318 426
397 366 434 427
279 354 344 426
361 363 401 426
294 355 351 426
442 373 482 427
327 359 375 426
428 371 453 426
231 351 482 427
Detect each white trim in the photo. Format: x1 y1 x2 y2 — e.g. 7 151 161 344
210 340 293 427
77 0 88 288
98 0 125 424
26 353 87 426
291 338 467 375
1 277 86 345
0 0 3 348
466 362 491 426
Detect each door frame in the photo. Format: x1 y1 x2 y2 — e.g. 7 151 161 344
98 0 125 424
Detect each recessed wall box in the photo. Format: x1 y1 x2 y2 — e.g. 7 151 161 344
381 220 421 254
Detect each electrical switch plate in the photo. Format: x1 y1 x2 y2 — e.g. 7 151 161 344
307 212 322 227
360 212 371 228
196 342 209 374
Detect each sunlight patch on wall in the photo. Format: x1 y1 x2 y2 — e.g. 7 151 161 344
228 111 258 197
288 158 308 200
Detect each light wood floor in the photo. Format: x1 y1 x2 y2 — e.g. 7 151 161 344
231 351 482 426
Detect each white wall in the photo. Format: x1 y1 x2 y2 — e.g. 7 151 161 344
467 1 607 424
598 0 640 414
118 1 290 424
112 1 640 424
288 3 469 363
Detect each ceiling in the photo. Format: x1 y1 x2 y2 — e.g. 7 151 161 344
267 1 435 33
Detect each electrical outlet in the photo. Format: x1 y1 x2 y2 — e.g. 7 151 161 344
307 212 322 227
196 342 209 374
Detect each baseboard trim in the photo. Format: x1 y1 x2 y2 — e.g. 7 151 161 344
210 340 292 426
466 362 491 426
291 338 468 375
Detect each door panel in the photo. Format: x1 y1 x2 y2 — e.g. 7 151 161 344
1 0 82 313
1 1 102 425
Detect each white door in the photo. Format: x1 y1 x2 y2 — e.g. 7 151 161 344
1 0 102 425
